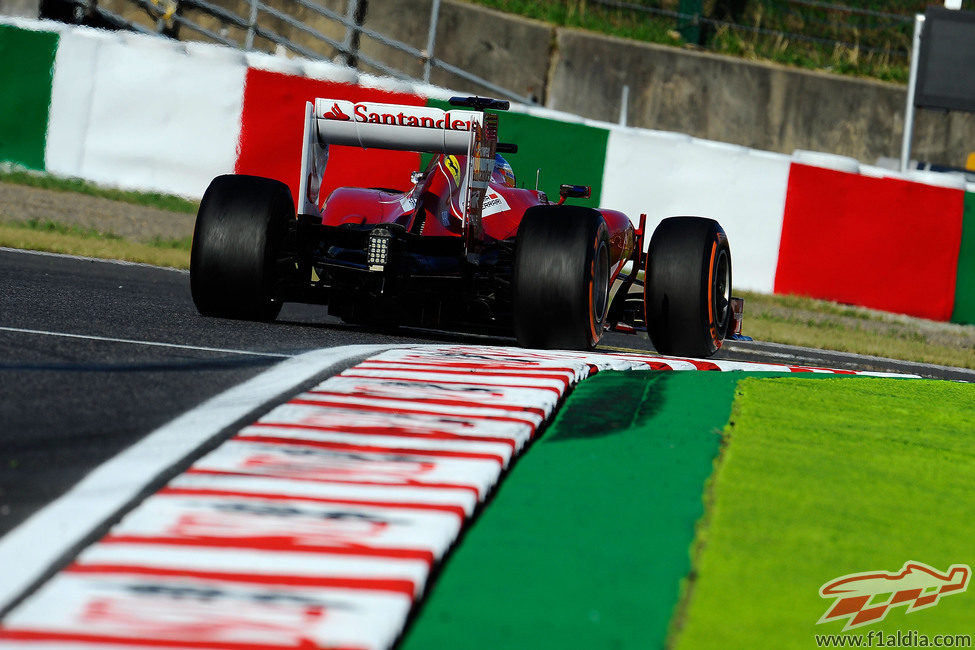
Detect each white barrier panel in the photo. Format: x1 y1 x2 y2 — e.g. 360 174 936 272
42 26 105 180
792 149 861 173
905 169 968 190
601 128 792 293
45 28 245 198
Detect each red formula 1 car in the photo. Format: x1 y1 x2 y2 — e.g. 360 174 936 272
190 96 739 357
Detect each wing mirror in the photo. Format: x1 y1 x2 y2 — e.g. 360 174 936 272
558 184 592 204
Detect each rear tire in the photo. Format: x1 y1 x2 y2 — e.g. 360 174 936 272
190 174 295 321
513 205 610 350
644 216 731 358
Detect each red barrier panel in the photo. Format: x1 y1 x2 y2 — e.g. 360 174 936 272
774 164 964 321
236 69 424 209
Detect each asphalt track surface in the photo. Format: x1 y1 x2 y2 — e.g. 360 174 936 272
1 247 972 544
0 248 477 539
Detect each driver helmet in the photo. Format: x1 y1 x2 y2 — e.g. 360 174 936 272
492 154 516 188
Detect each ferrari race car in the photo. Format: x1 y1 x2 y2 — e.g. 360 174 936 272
190 96 740 358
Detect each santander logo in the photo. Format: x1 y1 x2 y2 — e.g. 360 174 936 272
322 102 350 121
318 98 472 132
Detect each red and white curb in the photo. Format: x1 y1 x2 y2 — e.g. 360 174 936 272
0 345 914 649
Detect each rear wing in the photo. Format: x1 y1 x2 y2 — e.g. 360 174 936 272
298 98 499 255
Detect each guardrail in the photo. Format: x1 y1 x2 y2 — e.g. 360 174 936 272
42 0 537 105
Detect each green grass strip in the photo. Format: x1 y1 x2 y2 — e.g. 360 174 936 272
0 220 190 268
0 169 199 213
400 370 742 650
674 376 975 648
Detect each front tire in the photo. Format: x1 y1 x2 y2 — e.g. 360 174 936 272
513 205 610 350
190 174 295 321
644 216 732 358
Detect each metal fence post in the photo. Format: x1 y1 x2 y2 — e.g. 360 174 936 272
678 0 702 44
244 0 258 50
424 0 442 84
619 84 629 126
342 0 363 66
342 0 359 49
900 14 924 174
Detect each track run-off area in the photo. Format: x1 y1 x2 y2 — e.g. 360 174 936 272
1 248 973 649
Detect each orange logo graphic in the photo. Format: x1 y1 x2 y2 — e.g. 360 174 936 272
818 561 970 630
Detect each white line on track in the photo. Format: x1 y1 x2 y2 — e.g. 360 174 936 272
0 326 292 359
0 343 405 613
0 246 188 272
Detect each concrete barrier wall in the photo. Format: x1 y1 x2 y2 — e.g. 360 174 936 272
1 17 972 325
349 0 551 103
526 4 974 167
549 29 930 164
0 0 38 18
15 0 975 166
355 1 975 168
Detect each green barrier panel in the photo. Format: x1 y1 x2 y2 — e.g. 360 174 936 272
425 98 608 207
674 376 975 649
951 191 975 324
400 371 739 650
0 25 58 171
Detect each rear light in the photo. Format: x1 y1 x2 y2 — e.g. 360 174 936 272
367 228 392 271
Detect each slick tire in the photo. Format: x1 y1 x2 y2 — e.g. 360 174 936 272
190 174 294 321
513 205 610 350
644 216 732 358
